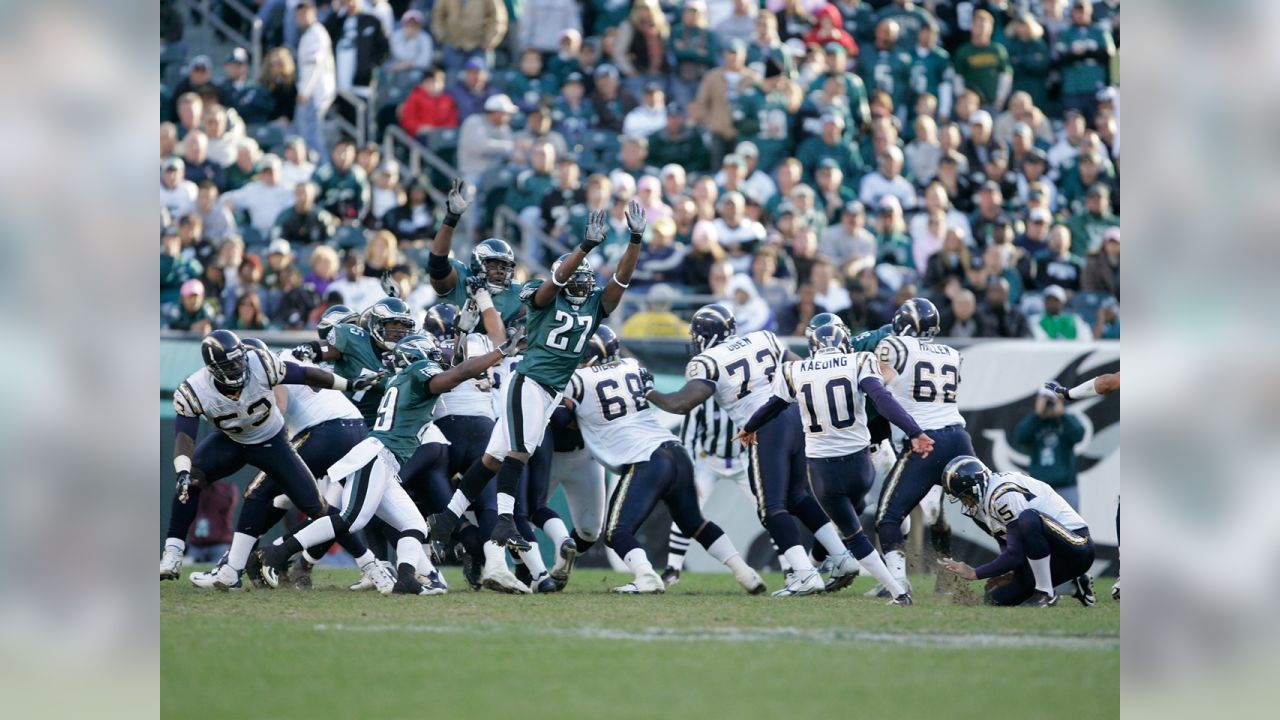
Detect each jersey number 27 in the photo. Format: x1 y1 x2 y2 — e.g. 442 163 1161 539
547 310 592 353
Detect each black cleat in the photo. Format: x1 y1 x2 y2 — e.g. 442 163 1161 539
890 592 913 606
392 565 427 595
461 547 482 591
1071 574 1096 607
258 546 291 589
244 548 267 589
428 512 459 560
514 560 532 587
660 567 681 588
490 514 532 552
1019 590 1058 607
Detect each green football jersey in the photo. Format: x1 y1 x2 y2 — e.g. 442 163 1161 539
515 279 607 389
331 323 389 426
1052 25 1114 95
443 258 526 326
370 360 443 462
952 41 1012 105
735 87 795 174
908 47 953 106
852 324 892 422
858 46 913 111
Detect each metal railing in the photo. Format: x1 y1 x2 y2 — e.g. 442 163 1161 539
332 90 370 146
381 125 454 208
179 0 263 78
493 206 563 277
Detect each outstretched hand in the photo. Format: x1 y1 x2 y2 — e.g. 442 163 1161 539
446 178 471 216
938 558 976 581
582 209 607 251
625 198 647 238
910 433 934 458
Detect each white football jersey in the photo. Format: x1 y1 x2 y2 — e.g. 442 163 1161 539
773 350 881 458
490 353 523 417
433 334 497 420
277 349 361 434
875 335 965 438
685 331 786 428
173 347 288 445
971 471 1087 540
568 358 675 471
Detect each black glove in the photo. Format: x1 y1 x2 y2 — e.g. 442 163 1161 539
580 209 606 252
638 366 655 394
464 273 488 297
625 198 647 243
176 470 192 504
292 342 319 363
499 326 527 357
1044 381 1069 401
351 371 387 392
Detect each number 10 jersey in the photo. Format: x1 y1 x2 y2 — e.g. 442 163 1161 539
773 350 881 458
569 358 674 471
875 335 965 435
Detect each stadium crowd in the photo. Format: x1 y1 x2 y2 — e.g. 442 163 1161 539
160 0 1120 341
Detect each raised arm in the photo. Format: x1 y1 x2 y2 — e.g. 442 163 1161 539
534 208 607 308
427 327 524 394
602 200 646 315
427 178 470 295
1045 371 1119 402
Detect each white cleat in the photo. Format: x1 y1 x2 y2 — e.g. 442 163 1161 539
417 569 449 595
359 560 395 595
824 553 861 593
210 563 246 591
549 538 579 585
189 563 225 589
771 570 825 597
1112 578 1120 601
612 570 665 594
160 546 184 580
481 563 532 594
735 568 768 595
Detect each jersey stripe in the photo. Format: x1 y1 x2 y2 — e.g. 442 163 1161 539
253 348 279 386
693 356 719 381
782 363 797 397
885 337 908 374
1041 513 1089 546
987 482 1036 518
176 382 203 416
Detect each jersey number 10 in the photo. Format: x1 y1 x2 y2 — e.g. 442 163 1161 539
799 378 856 433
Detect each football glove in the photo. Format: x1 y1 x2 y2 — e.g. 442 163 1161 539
464 273 488 297
176 470 192 504
638 366 655 394
580 209 607 252
443 178 471 226
292 342 318 363
625 198 647 241
351 371 387 392
1044 381 1069 400
380 272 401 298
499 326 527 357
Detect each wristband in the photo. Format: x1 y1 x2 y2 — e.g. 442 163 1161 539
474 289 494 312
442 212 461 228
630 231 643 244
551 275 568 287
427 252 452 279
610 274 630 289
1067 379 1099 400
174 456 192 474
331 375 350 392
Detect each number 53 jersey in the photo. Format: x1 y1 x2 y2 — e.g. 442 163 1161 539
568 358 674 471
685 331 785 428
173 348 288 445
875 335 965 435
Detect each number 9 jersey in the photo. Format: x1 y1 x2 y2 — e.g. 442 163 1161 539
875 335 965 436
685 331 785 428
568 357 675 472
172 347 288 445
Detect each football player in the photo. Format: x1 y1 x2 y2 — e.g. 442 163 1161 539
870 298 975 596
259 330 524 595
645 304 865 597
429 203 645 592
161 330 383 589
567 329 766 594
738 324 933 605
937 456 1096 607
426 178 522 346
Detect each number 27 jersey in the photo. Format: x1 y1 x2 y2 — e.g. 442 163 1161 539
686 331 785 428
875 335 965 433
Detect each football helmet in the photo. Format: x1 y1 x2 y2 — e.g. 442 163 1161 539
423 303 461 342
202 329 248 388
317 304 360 342
550 253 596 304
391 333 443 369
688 304 736 353
808 324 850 356
581 325 619 366
365 297 417 350
241 337 268 352
469 238 517 293
805 312 849 340
941 456 990 512
892 297 941 339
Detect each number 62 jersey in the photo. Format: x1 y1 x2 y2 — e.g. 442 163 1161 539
172 347 288 445
874 334 965 437
686 330 785 427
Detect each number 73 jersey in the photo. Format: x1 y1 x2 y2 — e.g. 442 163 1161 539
686 331 785 428
173 348 288 445
568 357 675 471
875 335 965 434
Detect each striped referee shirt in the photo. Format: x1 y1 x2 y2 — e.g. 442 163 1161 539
679 397 740 467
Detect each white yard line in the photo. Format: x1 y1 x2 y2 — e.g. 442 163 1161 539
312 622 1118 651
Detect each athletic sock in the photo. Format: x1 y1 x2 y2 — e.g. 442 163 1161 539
542 516 570 548
496 494 515 515
395 536 421 572
666 523 691 571
457 460 498 504
884 549 908 586
783 546 817 575
292 516 336 550
417 544 438 574
353 550 378 569
570 530 596 554
813 522 851 560
494 457 524 515
164 538 186 554
227 532 256 571
623 548 655 577
446 490 471 518
1029 556 1054 594
519 542 548 578
850 542 903 597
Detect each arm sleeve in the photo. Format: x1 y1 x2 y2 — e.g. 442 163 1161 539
281 361 309 385
859 375 923 438
742 395 791 434
175 414 200 440
974 524 1025 580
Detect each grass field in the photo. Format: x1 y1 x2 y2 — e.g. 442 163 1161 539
162 567 1119 719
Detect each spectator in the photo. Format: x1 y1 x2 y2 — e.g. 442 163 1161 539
635 175 672 221
211 236 245 301
1093 297 1120 340
507 142 558 223
431 0 507 72
813 159 855 223
952 9 1012 110
796 113 861 187
690 39 760 164
520 0 582 54
185 480 237 562
617 135 660 181
161 227 205 304
726 273 776 333
633 217 688 288
939 289 980 338
1065 183 1119 256
223 154 294 238
659 164 688 207
714 191 767 272
1053 0 1116 121
859 145 917 212
909 19 954 118
161 122 179 161
182 131 224 189
809 258 850 314
968 181 1009 247
294 1 336 159
975 148 1019 208
176 213 215 266
449 57 496 123
648 102 711 173
363 230 403 279
457 94 517 187
275 181 338 246
772 282 823 336
260 47 299 124
808 4 858 57
1030 284 1089 340
224 254 268 317
620 283 689 338
389 9 434 72
368 160 403 223
313 139 371 222
381 177 435 244
819 200 876 267
304 245 341 297
1004 14 1052 111
194 182 236 244
685 221 728 292
843 265 895 331
671 1 721 106
764 157 802 218
170 55 218 118
589 64 633 133
977 277 1031 338
537 157 586 233
550 72 599 147
400 66 460 136
787 225 820 283
612 0 671 96
219 48 273 126
1035 224 1085 292
279 136 315 189
1082 226 1120 299
546 29 583 88
273 265 321 329
220 139 260 192
1016 206 1053 257
776 0 817 43
229 290 271 331
1048 110 1087 177
512 107 569 161
982 243 1027 305
263 238 296 291
672 196 700 245
923 226 971 292
1012 388 1086 508
326 249 383 310
904 114 942 184
622 82 668 138
165 278 218 334
996 91 1055 149
858 20 910 116
502 49 552 114
1059 150 1114 214
161 157 198 219
873 195 912 268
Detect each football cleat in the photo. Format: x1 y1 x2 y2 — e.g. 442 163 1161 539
392 571 428 595
416 569 449 594
287 556 313 590
771 570 825 597
211 563 245 591
243 548 268 589
660 567 681 588
612 570 665 594
481 562 532 594
1019 590 1059 607
428 512 459 559
823 553 861 593
735 568 767 595
1071 574 1096 607
1111 578 1120 600
890 592 914 606
549 538 579 585
490 514 532 552
160 546 184 580
257 546 291 589
356 560 395 595
189 561 225 589
461 550 482 590
532 573 560 593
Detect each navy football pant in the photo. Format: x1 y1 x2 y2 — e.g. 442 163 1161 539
875 424 974 553
806 448 875 539
746 406 832 551
605 442 725 558
986 511 1095 606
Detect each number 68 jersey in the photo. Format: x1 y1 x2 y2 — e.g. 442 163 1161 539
568 357 675 471
685 331 785 428
172 348 288 445
875 335 965 435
